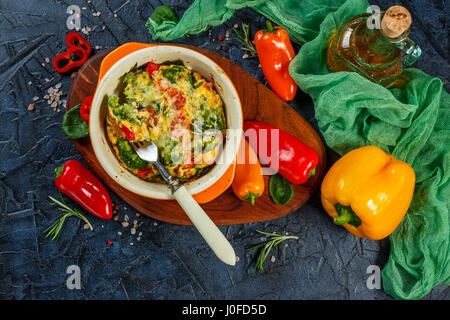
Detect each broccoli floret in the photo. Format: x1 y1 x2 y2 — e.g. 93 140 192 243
116 138 148 170
112 104 140 124
123 71 137 85
108 95 119 108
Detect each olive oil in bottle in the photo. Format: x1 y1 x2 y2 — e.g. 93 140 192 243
327 5 421 87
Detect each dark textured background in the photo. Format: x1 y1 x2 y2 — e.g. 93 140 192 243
0 0 448 300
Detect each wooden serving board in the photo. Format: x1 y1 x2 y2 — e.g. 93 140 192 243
66 46 326 225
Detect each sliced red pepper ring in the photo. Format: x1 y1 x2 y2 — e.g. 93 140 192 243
65 32 92 56
80 96 93 122
52 46 88 73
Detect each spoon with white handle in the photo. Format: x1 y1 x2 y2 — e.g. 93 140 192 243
130 141 236 266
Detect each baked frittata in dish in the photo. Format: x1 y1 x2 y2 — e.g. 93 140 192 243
106 61 226 182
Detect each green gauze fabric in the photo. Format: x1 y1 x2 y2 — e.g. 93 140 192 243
146 0 450 300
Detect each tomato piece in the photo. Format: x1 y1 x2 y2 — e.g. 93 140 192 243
204 82 213 91
137 166 154 178
166 88 186 110
80 96 93 122
121 125 135 141
182 163 194 170
146 62 160 75
170 112 189 132
140 107 159 127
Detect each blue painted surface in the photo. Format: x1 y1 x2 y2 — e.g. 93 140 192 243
0 0 448 300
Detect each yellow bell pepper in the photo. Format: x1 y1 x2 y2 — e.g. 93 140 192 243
321 146 415 240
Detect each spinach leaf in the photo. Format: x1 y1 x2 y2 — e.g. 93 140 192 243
269 173 295 205
150 5 180 24
62 104 89 139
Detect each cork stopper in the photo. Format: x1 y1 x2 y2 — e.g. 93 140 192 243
381 5 411 38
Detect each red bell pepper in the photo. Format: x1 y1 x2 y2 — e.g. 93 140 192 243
121 125 135 141
244 121 318 184
146 62 160 75
54 160 113 220
80 96 93 122
137 166 154 179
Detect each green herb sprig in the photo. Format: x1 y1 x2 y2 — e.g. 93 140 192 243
45 195 93 242
247 230 299 272
232 23 258 58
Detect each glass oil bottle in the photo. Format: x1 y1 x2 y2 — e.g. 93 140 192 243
326 5 421 87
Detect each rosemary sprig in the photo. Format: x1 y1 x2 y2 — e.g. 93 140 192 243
44 195 93 242
247 230 299 272
232 23 258 58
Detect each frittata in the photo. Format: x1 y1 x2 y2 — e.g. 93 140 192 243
106 61 226 182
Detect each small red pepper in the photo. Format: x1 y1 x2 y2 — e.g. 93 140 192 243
121 125 135 141
146 62 160 75
80 96 93 122
254 21 297 101
244 121 319 184
54 160 113 220
65 32 92 56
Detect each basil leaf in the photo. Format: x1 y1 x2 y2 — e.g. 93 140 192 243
150 5 180 24
269 173 295 205
61 104 89 139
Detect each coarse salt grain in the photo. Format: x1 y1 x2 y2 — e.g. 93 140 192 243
131 228 136 235
32 96 39 101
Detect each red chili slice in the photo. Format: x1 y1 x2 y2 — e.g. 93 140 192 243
121 125 135 141
80 96 93 122
146 62 160 75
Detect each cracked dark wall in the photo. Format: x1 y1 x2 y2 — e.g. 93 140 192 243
0 0 448 300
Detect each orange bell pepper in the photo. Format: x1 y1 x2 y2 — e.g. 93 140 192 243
232 138 265 205
321 146 415 240
254 21 297 101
